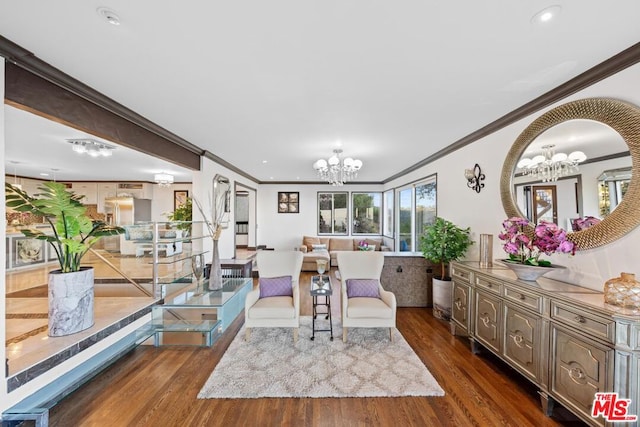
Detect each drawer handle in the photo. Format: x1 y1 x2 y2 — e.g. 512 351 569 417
487 283 493 288
513 334 524 346
569 367 585 380
454 298 463 310
480 314 490 327
574 315 586 324
519 294 526 301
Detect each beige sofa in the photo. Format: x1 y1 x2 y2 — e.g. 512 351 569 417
299 235 389 271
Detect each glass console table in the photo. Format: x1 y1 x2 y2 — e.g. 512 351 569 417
151 277 253 346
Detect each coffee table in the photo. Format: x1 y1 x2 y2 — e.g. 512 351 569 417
310 275 333 340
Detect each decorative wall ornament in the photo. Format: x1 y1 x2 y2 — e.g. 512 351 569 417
464 163 485 193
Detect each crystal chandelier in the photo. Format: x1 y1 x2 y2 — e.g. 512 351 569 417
517 144 587 182
68 139 115 157
154 173 174 187
313 149 363 186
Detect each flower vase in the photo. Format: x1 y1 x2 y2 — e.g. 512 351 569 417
208 238 223 291
500 260 562 282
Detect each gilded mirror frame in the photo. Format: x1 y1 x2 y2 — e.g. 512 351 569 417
500 98 640 250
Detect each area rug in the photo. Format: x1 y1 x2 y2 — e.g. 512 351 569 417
198 316 444 399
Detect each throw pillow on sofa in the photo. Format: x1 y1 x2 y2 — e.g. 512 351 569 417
311 243 328 251
303 236 321 251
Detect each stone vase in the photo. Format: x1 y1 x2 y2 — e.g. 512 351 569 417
48 267 95 336
208 239 223 291
432 277 452 320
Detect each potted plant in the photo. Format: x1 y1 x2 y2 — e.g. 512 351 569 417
498 217 575 281
5 182 124 336
420 217 473 320
167 196 192 237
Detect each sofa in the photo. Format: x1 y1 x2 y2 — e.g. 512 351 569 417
299 235 390 271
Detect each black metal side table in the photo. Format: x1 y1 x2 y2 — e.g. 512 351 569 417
311 275 333 340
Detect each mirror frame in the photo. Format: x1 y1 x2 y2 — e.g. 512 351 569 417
500 98 640 250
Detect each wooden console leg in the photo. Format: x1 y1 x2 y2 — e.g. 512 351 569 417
470 338 481 354
450 321 457 336
539 392 555 416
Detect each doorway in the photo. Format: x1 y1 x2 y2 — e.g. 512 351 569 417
234 182 257 259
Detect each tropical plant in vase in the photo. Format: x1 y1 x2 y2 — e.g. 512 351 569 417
5 182 124 336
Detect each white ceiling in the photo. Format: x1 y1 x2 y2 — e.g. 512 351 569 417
2 1 640 183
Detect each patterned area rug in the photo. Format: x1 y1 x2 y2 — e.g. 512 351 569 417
198 316 444 399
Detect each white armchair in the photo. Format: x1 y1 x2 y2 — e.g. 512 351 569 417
337 251 396 343
244 251 304 342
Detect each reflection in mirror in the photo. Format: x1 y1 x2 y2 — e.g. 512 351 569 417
512 118 631 234
598 167 632 217
501 98 640 250
213 174 231 229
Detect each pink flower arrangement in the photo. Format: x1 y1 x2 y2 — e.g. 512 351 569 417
358 240 369 251
498 217 575 266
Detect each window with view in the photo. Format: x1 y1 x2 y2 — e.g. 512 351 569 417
318 192 348 235
352 192 382 234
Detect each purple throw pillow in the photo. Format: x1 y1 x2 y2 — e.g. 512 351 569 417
259 276 293 298
346 279 380 298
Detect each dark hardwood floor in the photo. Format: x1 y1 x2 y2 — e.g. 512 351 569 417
49 271 587 426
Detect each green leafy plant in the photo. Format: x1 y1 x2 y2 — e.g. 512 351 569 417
167 197 192 234
5 182 124 273
420 217 473 280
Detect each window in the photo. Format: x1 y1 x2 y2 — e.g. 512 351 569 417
383 189 394 238
352 192 382 234
396 175 437 251
415 179 437 244
318 192 348 235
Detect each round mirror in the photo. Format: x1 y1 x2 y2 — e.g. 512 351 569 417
501 98 640 250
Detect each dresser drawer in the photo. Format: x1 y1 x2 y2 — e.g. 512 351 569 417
550 301 615 344
503 283 543 314
450 264 471 283
474 274 502 295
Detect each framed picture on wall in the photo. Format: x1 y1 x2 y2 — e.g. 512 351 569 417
174 190 189 210
278 192 299 213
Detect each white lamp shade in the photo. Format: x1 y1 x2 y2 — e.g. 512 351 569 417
517 158 532 168
353 159 362 170
551 152 568 162
530 155 545 165
328 155 340 166
568 151 587 162
343 157 354 167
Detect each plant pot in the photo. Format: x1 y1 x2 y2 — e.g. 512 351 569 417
432 277 452 320
499 259 563 282
48 267 95 336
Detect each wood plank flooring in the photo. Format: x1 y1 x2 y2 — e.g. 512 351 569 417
49 271 587 426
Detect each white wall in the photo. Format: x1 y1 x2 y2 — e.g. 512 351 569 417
151 183 193 221
384 63 640 291
1 58 7 407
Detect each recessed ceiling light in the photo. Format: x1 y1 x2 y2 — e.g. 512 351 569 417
262 160 268 164
40 173 50 177
531 5 561 25
97 7 121 26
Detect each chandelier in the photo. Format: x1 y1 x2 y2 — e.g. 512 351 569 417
313 149 363 186
517 144 587 182
68 139 114 157
154 173 174 187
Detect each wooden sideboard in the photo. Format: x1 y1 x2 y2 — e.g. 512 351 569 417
450 261 640 426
